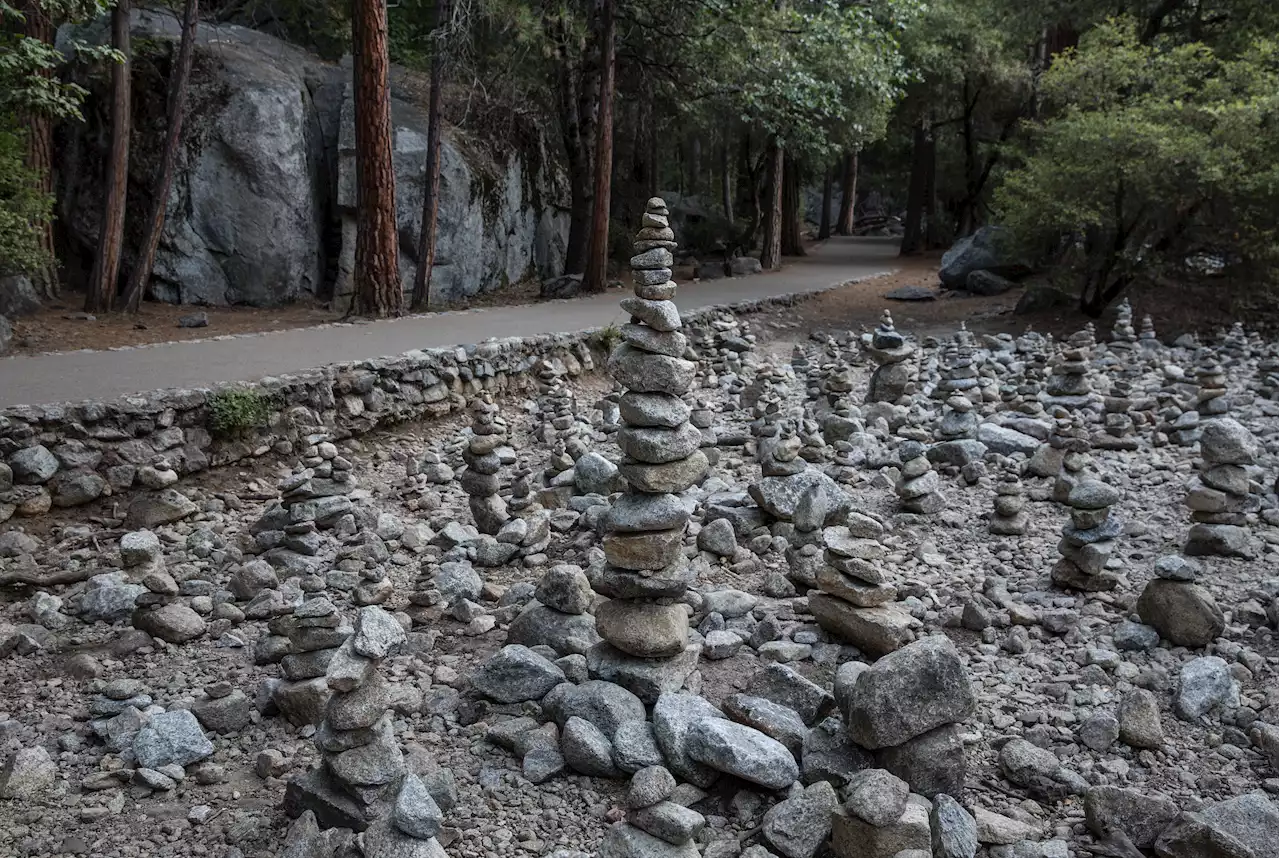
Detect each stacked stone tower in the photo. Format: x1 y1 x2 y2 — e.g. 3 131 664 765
461 391 509 535
1185 418 1259 558
1052 479 1122 591
1045 328 1095 406
863 310 915 403
591 198 707 702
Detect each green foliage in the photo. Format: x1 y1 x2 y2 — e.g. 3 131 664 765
994 18 1278 309
594 321 622 353
207 388 275 437
0 1 122 121
0 125 52 275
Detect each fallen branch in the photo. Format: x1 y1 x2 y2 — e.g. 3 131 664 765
0 566 101 589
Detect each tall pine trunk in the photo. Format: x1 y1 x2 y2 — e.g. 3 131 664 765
719 142 732 222
352 0 401 316
19 1 57 299
759 138 783 270
85 0 132 313
923 130 941 248
899 121 929 256
581 0 614 294
410 0 452 311
122 0 199 314
836 150 857 235
780 155 805 256
816 162 833 240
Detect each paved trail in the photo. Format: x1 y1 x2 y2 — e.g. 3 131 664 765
0 237 899 408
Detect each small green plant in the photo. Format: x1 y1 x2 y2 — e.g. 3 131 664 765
207 389 274 437
595 321 623 353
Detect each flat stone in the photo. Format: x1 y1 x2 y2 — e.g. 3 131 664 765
1084 786 1178 850
587 643 701 705
471 645 566 703
596 600 688 658
620 450 709 494
750 471 850 524
830 799 930 858
619 392 691 428
722 694 807 755
507 603 602 655
745 663 835 726
686 718 799 790
604 529 686 571
808 594 913 658
609 346 695 396
652 693 725 788
618 424 703 464
608 493 691 533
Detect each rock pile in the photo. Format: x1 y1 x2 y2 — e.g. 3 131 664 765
601 765 705 857
989 467 1029 535
1184 417 1259 558
808 522 912 657
1136 554 1225 648
1045 328 1095 407
1052 479 1122 592
863 310 914 404
593 197 705 700
507 563 600 656
1194 353 1229 418
269 596 349 725
460 392 510 536
126 530 207 644
1110 298 1137 348
895 441 944 514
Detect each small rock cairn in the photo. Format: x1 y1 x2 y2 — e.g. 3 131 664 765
1050 416 1092 503
272 596 348 726
989 467 1029 535
284 607 445 857
1110 298 1137 348
603 765 707 856
127 529 207 645
1096 379 1139 451
1194 352 1230 417
1136 553 1225 648
1138 313 1159 350
809 520 912 657
895 440 944 515
1052 479 1122 591
863 310 914 403
1185 417 1259 559
593 198 706 697
461 392 510 535
1045 328 1095 406
933 334 978 403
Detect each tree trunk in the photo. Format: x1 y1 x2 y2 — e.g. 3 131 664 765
759 138 783 270
836 150 857 235
19 0 57 299
552 12 598 276
122 0 199 314
780 155 805 256
351 0 401 316
409 0 452 311
922 130 941 248
85 0 132 313
719 142 732 222
816 162 833 240
581 0 614 294
899 121 928 256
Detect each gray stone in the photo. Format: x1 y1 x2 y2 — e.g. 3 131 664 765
808 595 913 657
885 285 937 302
0 746 57 798
619 393 691 429
352 606 405 659
843 636 974 749
1154 793 1277 858
701 589 757 618
506 603 601 654
745 663 835 727
543 680 646 738
78 575 147 622
620 449 709 494
831 799 931 856
562 716 621 777
608 493 691 533
687 718 799 790
1117 689 1163 748
435 561 482 605
761 780 839 858
652 693 725 788
327 671 392 731
613 721 666 774
575 452 619 495
876 723 967 799
131 603 207 643
843 768 909 826
976 424 1039 456
393 773 443 840
9 445 59 484
609 346 696 396
938 226 1027 288
750 470 851 524
133 709 214 769
1078 711 1119 752
801 715 874 787
1136 579 1224 648
586 643 701 705
628 801 706 845
535 565 594 615
931 794 978 858
1175 656 1238 720
596 600 687 658
722 694 807 756
598 822 699 858
1197 418 1257 464
1084 786 1178 850
471 645 566 703
697 519 738 557
628 765 676 809
190 690 253 735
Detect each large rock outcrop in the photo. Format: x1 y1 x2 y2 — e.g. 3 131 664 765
58 10 568 309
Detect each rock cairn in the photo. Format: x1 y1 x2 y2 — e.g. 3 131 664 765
461 392 510 535
1052 479 1122 591
271 596 349 726
602 765 707 856
1050 416 1092 502
863 310 914 403
809 522 911 657
507 563 599 657
1110 298 1137 347
895 441 944 514
1095 379 1139 451
1138 313 1159 350
127 530 207 645
1185 417 1259 559
1136 553 1225 648
1045 328 1095 406
933 335 978 403
989 468 1029 535
284 606 445 857
1195 353 1230 417
592 198 706 701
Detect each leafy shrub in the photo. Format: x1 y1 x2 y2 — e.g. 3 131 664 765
207 389 274 437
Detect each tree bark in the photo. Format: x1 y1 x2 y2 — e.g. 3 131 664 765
122 0 199 314
581 0 614 294
923 130 941 248
18 0 57 299
85 0 132 313
409 0 452 311
816 162 833 240
836 150 857 235
780 155 805 256
551 11 599 276
900 121 928 256
351 0 401 316
719 141 732 222
759 137 783 270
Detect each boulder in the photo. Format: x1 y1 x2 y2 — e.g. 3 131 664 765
843 636 975 750
938 226 1028 288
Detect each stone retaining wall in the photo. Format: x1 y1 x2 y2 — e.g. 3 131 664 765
0 293 817 522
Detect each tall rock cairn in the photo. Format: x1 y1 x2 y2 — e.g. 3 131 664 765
1194 352 1230 417
1185 418 1260 559
596 198 706 676
461 391 510 536
863 310 915 403
1045 328 1095 406
1052 479 1122 591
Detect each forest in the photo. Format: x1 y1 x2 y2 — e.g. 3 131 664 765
0 0 1276 320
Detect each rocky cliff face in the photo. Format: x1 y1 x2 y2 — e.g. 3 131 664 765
58 11 569 308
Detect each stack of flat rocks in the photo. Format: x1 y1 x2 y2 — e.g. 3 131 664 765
592 198 705 703
1194 353 1230 417
127 529 207 645
1184 417 1259 559
863 310 915 404
270 596 349 726
1044 328 1096 408
508 563 601 656
461 392 510 536
1052 479 1122 592
601 765 704 858
895 441 944 514
809 523 912 657
989 468 1029 535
